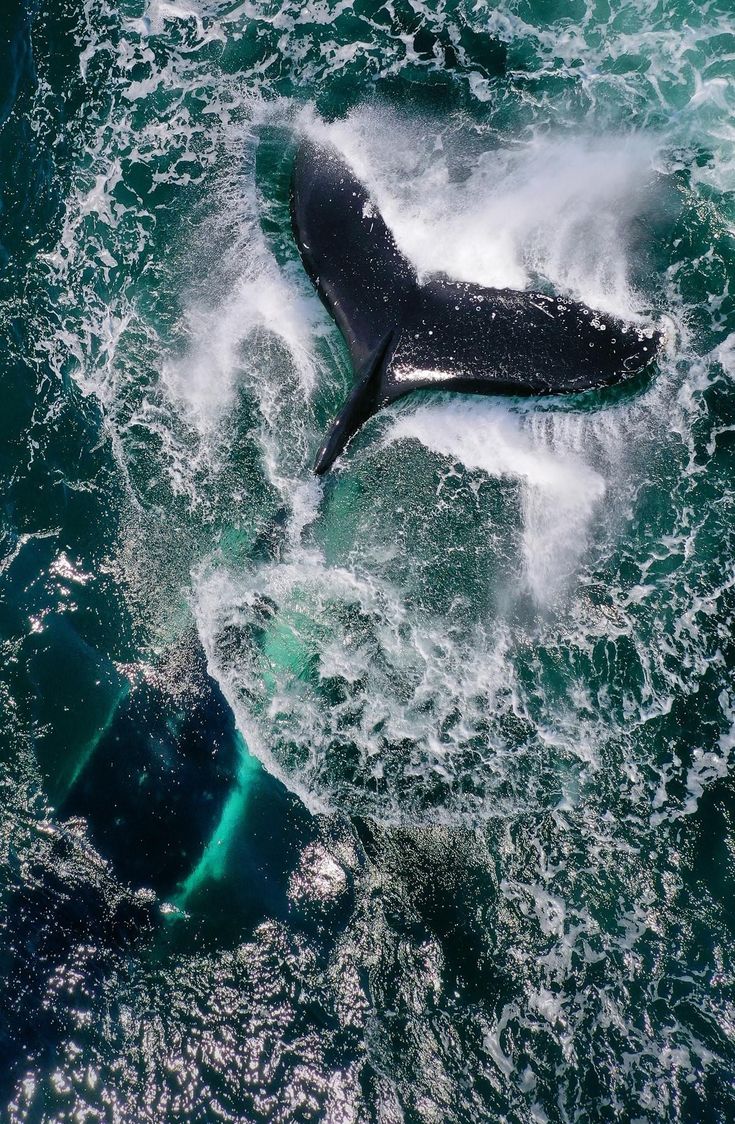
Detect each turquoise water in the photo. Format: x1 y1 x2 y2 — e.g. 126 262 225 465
1 0 735 1118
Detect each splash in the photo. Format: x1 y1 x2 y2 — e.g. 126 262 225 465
385 400 607 603
315 113 661 318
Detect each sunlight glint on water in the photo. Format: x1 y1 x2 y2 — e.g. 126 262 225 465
2 0 735 1118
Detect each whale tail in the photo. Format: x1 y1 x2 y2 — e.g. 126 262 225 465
291 140 662 475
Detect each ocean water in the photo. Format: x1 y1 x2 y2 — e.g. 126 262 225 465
1 0 735 1119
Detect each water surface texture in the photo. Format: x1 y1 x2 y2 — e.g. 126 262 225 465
1 0 735 1120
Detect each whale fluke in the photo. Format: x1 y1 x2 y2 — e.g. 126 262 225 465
290 140 662 475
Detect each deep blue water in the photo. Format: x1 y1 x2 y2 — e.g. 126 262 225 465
2 0 735 1119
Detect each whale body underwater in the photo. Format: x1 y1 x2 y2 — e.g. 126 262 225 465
290 141 663 475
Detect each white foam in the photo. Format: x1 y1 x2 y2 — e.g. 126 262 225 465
385 400 606 603
162 263 321 437
35 0 731 844
20 0 735 1112
311 112 660 319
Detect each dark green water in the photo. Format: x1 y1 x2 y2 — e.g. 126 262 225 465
2 0 735 1119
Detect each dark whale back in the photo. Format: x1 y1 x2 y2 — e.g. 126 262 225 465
291 140 661 474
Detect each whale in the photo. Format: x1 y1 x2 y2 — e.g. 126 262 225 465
291 140 662 475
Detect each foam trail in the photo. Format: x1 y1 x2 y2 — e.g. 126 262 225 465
385 401 606 603
163 265 321 440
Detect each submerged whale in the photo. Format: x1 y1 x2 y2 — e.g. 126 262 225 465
291 140 662 475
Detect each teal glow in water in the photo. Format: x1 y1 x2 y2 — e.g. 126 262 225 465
1 0 735 1119
175 732 260 903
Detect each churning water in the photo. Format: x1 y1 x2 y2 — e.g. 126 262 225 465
1 0 735 1119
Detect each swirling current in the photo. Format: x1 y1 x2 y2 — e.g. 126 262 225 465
1 0 735 1119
